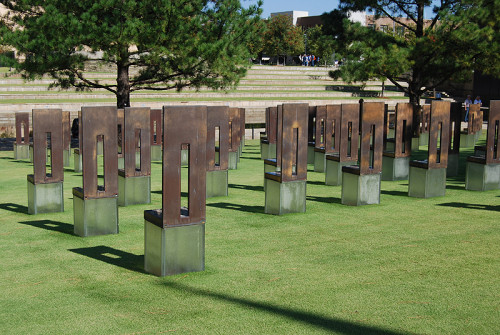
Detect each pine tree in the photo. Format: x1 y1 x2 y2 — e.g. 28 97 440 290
0 0 263 108
330 0 499 133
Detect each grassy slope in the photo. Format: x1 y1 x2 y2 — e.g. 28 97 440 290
0 140 498 334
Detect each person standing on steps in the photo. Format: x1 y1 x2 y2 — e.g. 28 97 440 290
473 96 482 106
464 95 473 122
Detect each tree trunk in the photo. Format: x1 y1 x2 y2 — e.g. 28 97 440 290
116 62 130 109
409 90 422 137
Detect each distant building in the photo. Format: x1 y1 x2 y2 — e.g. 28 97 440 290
276 10 431 36
365 15 433 34
270 11 309 25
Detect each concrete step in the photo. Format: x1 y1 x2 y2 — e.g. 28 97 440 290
243 74 331 80
249 65 330 72
0 85 394 92
0 90 406 100
0 97 413 114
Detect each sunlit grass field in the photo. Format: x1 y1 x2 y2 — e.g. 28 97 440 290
0 140 498 334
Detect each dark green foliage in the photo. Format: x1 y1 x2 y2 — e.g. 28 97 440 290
261 14 304 63
331 0 500 125
304 26 336 66
0 0 263 107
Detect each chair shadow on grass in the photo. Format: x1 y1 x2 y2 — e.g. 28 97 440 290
306 195 341 204
228 183 263 192
207 202 264 214
0 202 28 214
161 281 407 335
152 191 188 197
69 245 146 274
241 156 262 161
445 184 465 191
307 180 327 186
380 190 408 197
438 202 500 212
19 219 74 235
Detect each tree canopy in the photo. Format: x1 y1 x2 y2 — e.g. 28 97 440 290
261 14 304 64
330 0 500 123
0 0 263 108
303 26 336 66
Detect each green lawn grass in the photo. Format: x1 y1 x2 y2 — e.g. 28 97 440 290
0 140 498 334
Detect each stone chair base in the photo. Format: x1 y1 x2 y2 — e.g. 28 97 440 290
14 143 30 160
408 166 446 198
74 150 82 173
411 137 419 151
314 150 326 172
63 149 71 168
97 140 103 156
27 178 64 215
264 179 306 215
73 188 118 237
144 218 205 277
419 133 428 146
181 148 188 166
307 144 315 164
341 172 381 206
228 151 238 170
460 133 479 148
206 169 228 198
325 159 357 186
118 174 151 206
260 141 267 159
260 142 276 160
151 145 162 161
465 161 500 191
382 155 410 181
446 153 459 178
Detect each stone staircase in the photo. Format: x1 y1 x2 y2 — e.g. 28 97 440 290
0 65 412 135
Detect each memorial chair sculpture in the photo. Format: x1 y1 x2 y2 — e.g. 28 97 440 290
14 112 30 160
118 107 151 206
73 115 82 173
62 111 71 167
341 102 384 206
313 105 327 172
381 103 413 181
461 103 482 147
150 109 162 161
144 105 207 276
307 105 317 164
418 105 430 146
325 104 359 186
261 107 277 160
228 107 241 170
260 107 269 158
408 101 450 198
263 105 282 189
446 102 462 177
117 108 125 169
206 106 229 198
238 108 246 157
465 100 500 191
27 109 64 214
264 103 308 215
72 106 119 237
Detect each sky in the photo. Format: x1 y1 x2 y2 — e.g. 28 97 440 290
243 0 341 19
243 0 438 19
